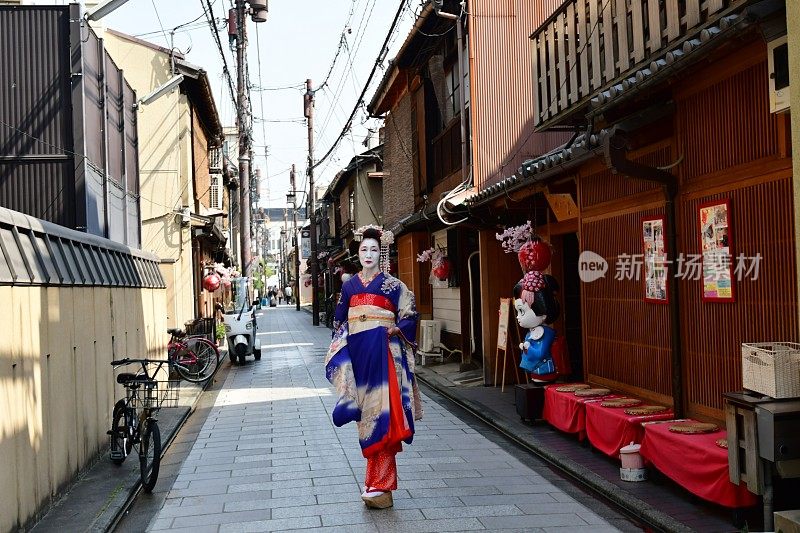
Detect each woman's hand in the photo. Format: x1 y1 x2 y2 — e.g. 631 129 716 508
387 326 401 337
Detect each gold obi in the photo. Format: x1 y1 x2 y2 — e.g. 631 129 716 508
348 304 395 335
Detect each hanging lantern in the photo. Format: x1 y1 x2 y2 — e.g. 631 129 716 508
432 257 452 281
517 239 552 272
203 273 221 292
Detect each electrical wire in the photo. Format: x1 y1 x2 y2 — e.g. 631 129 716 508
313 0 409 171
149 0 170 46
201 0 236 108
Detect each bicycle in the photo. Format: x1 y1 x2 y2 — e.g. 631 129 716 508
108 358 178 492
167 327 221 383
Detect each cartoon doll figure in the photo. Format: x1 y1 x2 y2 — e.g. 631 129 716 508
513 272 560 382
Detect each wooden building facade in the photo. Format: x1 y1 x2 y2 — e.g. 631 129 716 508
465 0 793 422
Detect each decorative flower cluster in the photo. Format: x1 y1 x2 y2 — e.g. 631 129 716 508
496 221 533 253
417 247 445 267
522 271 545 293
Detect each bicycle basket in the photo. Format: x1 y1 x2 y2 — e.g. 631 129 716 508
135 379 181 409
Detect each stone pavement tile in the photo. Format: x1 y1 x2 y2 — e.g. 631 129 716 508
311 474 359 486
271 467 352 480
176 470 233 482
149 524 220 533
421 504 523 519
407 486 501 498
193 460 271 473
396 455 465 465
399 469 480 480
319 511 375 527
157 502 225 518
444 476 554 489
170 508 276 528
222 495 317 512
279 525 377 533
389 496 465 510
376 517 486 532
459 493 559 506
270 501 366 519
148 517 173 530
479 513 590 529
227 477 312 492
271 482 362 498
578 511 615 525
217 516 322 532
229 462 311 477
163 483 230 498
549 492 578 503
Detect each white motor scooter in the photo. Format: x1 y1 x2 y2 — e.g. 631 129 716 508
222 277 262 365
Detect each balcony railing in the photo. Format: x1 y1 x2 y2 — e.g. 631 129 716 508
430 116 462 188
532 0 745 128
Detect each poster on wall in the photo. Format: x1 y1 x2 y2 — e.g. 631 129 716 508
699 199 734 302
642 216 668 303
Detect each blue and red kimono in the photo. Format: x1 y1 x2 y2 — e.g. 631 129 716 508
325 272 422 491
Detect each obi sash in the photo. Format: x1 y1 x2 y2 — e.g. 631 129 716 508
348 293 396 335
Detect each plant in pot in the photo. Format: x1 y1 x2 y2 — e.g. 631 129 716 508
216 322 226 348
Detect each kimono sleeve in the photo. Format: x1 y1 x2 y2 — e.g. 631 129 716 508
396 282 419 344
332 283 349 337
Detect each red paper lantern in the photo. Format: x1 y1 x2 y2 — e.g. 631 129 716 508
203 273 221 292
518 240 552 271
432 258 451 281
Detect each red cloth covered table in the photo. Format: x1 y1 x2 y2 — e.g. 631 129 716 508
542 384 616 440
640 421 759 508
585 401 674 458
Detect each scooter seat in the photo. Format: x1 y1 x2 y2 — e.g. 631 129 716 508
167 328 186 337
116 372 140 384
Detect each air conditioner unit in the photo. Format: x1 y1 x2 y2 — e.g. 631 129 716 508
417 320 443 365
768 35 789 113
210 174 224 210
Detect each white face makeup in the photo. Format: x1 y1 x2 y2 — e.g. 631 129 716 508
358 238 380 273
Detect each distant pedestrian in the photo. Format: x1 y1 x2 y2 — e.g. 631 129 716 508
285 285 293 305
277 288 284 304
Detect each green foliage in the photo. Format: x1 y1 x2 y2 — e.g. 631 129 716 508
215 322 226 341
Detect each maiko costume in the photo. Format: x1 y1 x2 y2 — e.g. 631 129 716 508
324 226 422 509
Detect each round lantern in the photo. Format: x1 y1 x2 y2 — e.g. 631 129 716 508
432 258 451 281
203 273 221 292
517 239 552 272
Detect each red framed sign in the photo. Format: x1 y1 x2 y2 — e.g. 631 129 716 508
698 198 735 302
642 216 668 304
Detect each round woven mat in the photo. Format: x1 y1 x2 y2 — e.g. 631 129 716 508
715 438 728 449
668 422 719 435
624 405 668 416
574 387 610 397
555 384 590 392
600 398 642 408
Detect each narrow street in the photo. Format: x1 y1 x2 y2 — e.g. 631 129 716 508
120 306 639 532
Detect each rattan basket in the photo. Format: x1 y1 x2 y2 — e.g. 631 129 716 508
741 342 800 399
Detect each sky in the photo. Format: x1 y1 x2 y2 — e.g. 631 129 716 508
89 0 417 209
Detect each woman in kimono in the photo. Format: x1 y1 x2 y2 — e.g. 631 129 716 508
325 226 422 509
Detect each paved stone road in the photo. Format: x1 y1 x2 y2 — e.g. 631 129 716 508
147 307 624 532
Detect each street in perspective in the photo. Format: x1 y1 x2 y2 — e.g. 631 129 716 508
3 0 800 532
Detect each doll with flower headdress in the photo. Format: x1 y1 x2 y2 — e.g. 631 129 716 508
497 223 561 382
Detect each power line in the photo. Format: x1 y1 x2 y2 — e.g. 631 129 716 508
149 0 170 46
201 0 236 108
313 0 408 171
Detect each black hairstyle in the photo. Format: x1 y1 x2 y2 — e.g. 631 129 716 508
513 274 561 324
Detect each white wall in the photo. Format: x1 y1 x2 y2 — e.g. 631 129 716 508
432 230 461 335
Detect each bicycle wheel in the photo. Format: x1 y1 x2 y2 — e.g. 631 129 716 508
110 400 131 465
139 418 161 492
173 337 220 383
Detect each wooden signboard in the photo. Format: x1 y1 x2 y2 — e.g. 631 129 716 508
493 298 527 392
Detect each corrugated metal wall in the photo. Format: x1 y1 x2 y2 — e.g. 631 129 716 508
0 6 75 227
469 0 570 190
0 6 141 247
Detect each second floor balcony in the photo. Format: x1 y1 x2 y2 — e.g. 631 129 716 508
531 0 750 129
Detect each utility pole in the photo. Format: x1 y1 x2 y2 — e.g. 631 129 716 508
235 0 252 278
304 79 319 326
290 164 300 311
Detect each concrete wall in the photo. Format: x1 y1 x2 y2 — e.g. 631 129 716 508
0 285 167 532
104 33 196 328
787 4 800 331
